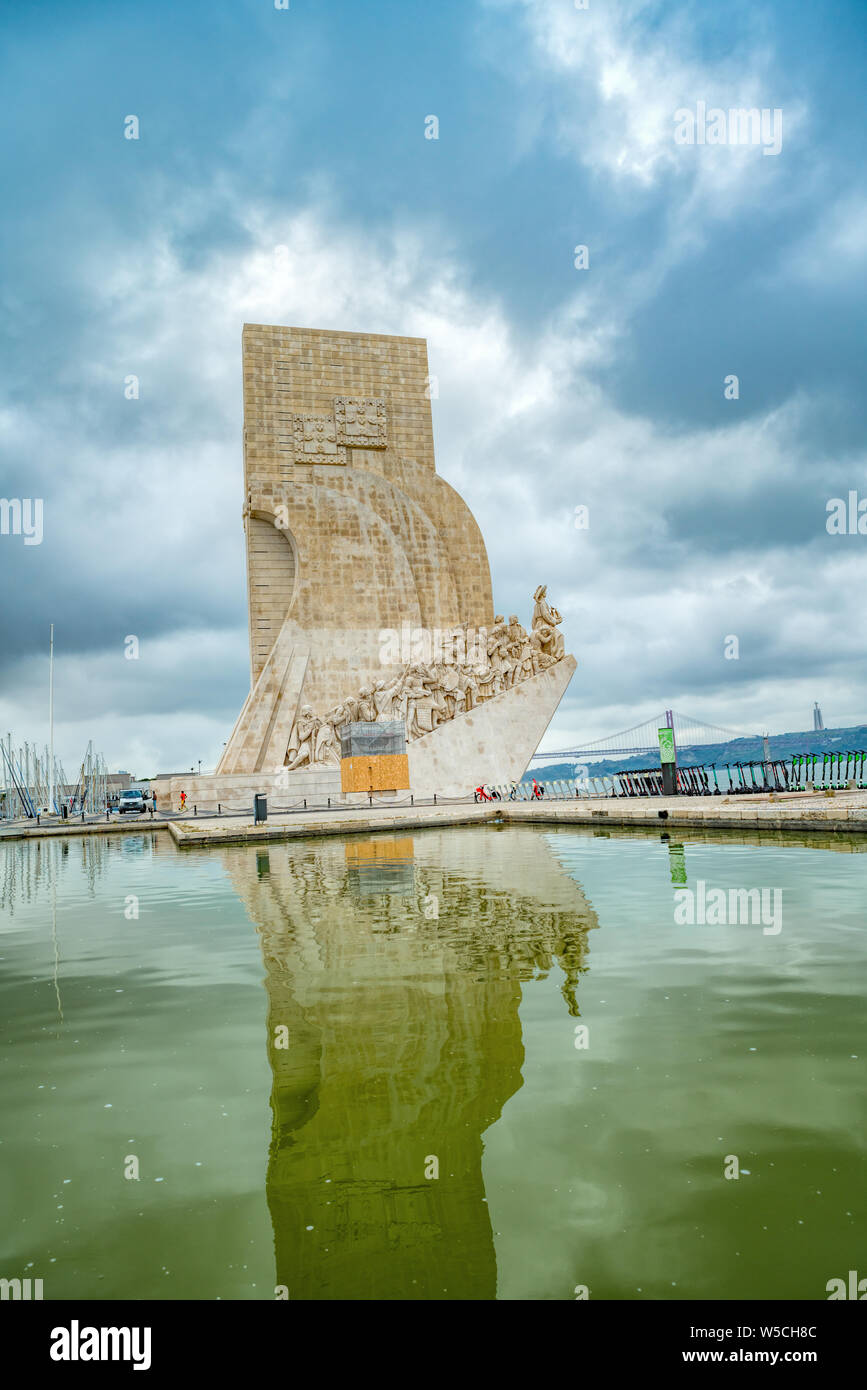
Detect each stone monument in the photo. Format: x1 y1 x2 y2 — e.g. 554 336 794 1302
172 324 576 808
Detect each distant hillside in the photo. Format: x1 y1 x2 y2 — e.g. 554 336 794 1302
526 725 867 780
521 762 578 782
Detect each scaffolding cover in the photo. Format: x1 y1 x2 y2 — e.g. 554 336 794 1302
340 721 406 759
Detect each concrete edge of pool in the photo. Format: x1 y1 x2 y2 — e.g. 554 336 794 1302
0 816 171 842
164 793 867 846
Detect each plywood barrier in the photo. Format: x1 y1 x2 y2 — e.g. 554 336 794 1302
340 754 410 794
344 837 414 862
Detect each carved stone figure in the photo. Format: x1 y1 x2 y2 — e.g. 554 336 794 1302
502 615 526 686
532 586 565 661
282 585 568 764
487 615 511 677
287 705 321 770
436 663 462 719
472 663 498 703
530 626 557 671
356 687 377 722
372 679 398 721
402 667 436 738
319 704 350 766
532 584 562 630
428 668 449 727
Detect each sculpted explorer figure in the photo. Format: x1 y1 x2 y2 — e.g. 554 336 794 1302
532 584 562 629
532 585 565 662
286 705 321 770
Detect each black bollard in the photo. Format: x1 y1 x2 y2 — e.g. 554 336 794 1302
194 805 197 816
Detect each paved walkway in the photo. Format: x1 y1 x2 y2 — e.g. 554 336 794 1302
4 791 867 847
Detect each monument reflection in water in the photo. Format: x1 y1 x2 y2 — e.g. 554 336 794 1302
222 825 598 1300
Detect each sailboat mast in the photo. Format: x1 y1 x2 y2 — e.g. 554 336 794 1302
48 624 55 812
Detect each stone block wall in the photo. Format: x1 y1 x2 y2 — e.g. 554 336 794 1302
239 324 494 727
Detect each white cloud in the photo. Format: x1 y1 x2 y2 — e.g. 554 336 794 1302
483 0 807 211
779 195 867 285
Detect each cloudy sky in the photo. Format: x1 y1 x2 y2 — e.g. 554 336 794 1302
1 0 865 776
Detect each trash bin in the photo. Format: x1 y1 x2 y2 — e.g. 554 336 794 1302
61 805 68 820
253 793 267 825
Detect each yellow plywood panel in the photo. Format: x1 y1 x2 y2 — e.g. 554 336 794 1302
340 754 410 793
344 838 414 865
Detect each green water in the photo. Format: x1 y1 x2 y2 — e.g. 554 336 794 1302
0 824 864 1301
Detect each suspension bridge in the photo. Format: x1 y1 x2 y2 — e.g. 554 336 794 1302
532 710 759 762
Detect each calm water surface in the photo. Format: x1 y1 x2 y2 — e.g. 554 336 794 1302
0 824 864 1300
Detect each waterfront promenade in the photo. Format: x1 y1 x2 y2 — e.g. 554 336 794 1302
165 789 867 846
4 789 867 847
